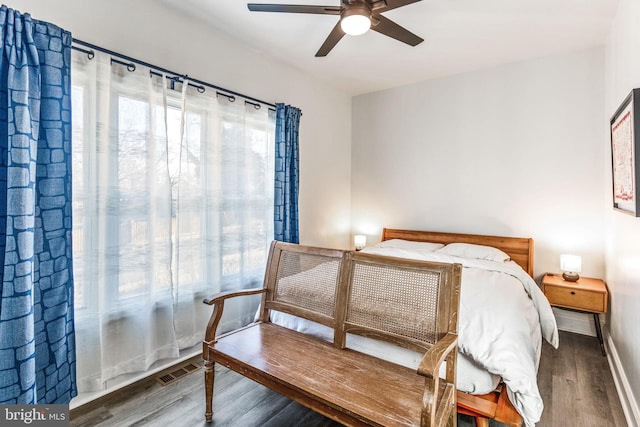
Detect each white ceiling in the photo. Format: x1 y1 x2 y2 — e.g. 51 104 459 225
158 0 618 96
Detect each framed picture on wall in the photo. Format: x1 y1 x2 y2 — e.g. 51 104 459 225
610 88 640 216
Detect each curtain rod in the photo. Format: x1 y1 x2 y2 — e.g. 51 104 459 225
71 38 276 109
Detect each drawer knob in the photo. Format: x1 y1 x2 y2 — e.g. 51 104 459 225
570 291 576 295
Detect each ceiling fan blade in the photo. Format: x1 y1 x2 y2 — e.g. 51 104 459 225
315 21 346 57
375 0 422 13
247 4 341 14
370 14 423 46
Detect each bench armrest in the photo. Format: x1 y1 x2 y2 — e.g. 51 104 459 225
203 287 267 343
416 332 457 379
203 287 267 305
416 333 457 426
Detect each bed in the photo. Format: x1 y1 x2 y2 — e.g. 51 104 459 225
270 228 558 427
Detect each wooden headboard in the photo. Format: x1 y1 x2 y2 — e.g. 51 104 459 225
381 228 534 277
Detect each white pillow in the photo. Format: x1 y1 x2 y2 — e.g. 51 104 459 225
376 239 445 252
435 242 510 262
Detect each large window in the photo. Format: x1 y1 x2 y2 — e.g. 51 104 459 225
71 50 275 391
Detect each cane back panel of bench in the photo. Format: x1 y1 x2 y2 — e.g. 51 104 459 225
340 252 460 354
260 242 347 329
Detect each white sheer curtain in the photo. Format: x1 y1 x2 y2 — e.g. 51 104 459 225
71 49 275 392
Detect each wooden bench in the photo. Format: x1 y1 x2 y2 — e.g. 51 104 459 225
203 241 462 426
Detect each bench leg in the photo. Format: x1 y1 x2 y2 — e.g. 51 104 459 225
475 416 489 427
448 398 457 427
204 359 215 423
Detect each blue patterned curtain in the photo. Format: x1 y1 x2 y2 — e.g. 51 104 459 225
274 103 301 243
0 6 76 404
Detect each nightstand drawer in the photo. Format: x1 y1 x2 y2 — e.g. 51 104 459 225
544 285 606 313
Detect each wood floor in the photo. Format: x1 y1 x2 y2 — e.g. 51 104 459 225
70 331 627 427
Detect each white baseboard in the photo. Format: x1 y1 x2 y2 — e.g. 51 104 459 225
552 307 597 336
607 334 640 427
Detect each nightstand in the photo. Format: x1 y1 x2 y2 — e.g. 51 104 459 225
541 274 608 356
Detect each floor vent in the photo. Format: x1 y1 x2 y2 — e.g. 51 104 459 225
156 361 201 386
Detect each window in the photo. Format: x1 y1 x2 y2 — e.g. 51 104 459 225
71 49 275 391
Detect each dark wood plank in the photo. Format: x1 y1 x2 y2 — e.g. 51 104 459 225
262 399 341 427
536 337 555 426
574 335 613 421
536 331 625 427
70 330 627 427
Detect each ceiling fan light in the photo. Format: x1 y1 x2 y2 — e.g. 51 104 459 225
340 8 371 36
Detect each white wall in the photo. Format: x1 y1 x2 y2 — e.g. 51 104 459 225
604 0 640 424
352 48 606 281
15 1 637 421
8 0 353 249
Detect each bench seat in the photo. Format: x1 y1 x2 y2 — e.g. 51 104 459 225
212 322 451 426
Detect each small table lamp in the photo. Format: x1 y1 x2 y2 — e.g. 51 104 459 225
560 254 582 282
354 235 366 251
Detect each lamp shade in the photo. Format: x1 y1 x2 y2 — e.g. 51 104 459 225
560 254 581 282
560 254 582 273
354 235 366 250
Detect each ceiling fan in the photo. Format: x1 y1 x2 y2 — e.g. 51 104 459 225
247 0 424 57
